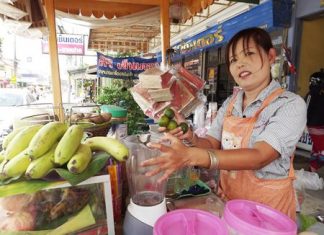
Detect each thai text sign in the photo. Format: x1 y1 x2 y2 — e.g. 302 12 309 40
42 34 85 55
97 52 159 79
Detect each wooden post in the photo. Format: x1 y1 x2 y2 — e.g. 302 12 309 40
44 0 65 122
160 0 170 67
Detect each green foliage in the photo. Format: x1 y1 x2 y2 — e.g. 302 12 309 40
97 79 146 135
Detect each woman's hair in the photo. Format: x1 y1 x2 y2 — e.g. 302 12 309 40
225 27 274 71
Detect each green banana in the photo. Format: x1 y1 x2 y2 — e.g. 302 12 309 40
5 124 43 160
84 137 129 161
27 122 68 160
2 127 25 150
54 125 84 165
25 143 57 179
67 144 92 174
3 150 31 178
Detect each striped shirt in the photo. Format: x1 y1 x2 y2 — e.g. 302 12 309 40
207 79 307 179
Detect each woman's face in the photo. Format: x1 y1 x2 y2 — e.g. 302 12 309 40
228 38 276 92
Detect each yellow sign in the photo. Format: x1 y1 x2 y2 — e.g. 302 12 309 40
10 75 16 84
321 0 324 7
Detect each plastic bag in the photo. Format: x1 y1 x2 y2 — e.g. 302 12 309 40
294 168 324 191
130 65 205 119
193 93 206 129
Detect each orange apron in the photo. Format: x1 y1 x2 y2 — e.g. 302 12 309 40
218 88 296 220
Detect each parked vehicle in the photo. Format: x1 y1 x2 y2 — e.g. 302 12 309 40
0 88 55 150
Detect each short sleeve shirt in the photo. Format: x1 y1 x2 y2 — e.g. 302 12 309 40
207 80 307 179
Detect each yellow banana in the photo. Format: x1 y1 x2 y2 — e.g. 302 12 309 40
5 124 43 160
84 137 129 161
67 144 92 174
54 125 84 165
25 143 57 179
3 150 31 178
27 122 68 160
2 127 25 150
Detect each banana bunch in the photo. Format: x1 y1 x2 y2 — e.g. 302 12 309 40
0 122 69 180
0 121 129 181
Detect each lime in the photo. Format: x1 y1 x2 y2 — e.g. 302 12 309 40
158 115 170 127
179 122 189 134
167 120 178 131
164 108 175 119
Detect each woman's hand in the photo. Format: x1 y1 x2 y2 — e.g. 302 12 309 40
141 132 191 183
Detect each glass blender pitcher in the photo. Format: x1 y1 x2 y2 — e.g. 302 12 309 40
123 135 167 235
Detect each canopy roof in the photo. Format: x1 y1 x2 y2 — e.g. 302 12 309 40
1 0 258 53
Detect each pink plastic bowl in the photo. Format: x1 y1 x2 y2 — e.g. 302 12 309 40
223 199 297 235
153 209 228 235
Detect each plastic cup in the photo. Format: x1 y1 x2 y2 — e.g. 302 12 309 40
154 209 228 235
223 199 297 235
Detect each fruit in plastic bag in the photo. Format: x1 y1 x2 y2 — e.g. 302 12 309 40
164 108 175 119
167 120 178 131
179 122 189 134
158 115 170 127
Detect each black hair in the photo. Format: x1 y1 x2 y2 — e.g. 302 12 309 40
225 27 274 71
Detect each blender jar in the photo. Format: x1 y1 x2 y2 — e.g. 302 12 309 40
124 135 167 207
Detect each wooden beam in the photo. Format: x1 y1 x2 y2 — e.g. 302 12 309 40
160 0 170 66
44 0 65 122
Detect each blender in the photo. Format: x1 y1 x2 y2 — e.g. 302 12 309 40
123 135 167 235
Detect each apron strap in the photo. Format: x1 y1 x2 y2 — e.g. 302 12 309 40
288 155 295 179
226 93 239 116
253 88 284 117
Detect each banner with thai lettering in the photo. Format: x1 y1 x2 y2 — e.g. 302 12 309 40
97 52 159 79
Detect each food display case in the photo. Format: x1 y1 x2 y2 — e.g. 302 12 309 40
0 175 115 235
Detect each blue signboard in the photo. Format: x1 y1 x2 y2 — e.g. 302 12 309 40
166 0 292 59
97 52 159 79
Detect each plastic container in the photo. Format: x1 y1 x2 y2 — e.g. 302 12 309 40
223 200 297 235
100 105 127 118
153 209 228 235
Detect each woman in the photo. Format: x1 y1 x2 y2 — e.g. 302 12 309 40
142 27 307 220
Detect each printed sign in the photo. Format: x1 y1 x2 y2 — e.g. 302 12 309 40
297 129 313 152
42 34 85 55
97 52 159 79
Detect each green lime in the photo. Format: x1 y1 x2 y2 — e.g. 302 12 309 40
164 108 175 119
158 115 170 127
167 120 178 131
179 122 189 134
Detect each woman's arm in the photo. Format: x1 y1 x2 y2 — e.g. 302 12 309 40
143 134 279 183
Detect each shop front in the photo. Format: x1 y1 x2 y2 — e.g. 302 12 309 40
171 0 293 106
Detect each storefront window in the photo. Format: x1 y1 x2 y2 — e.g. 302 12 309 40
184 53 202 77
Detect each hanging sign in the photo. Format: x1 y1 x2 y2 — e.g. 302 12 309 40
97 52 159 79
42 34 85 55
